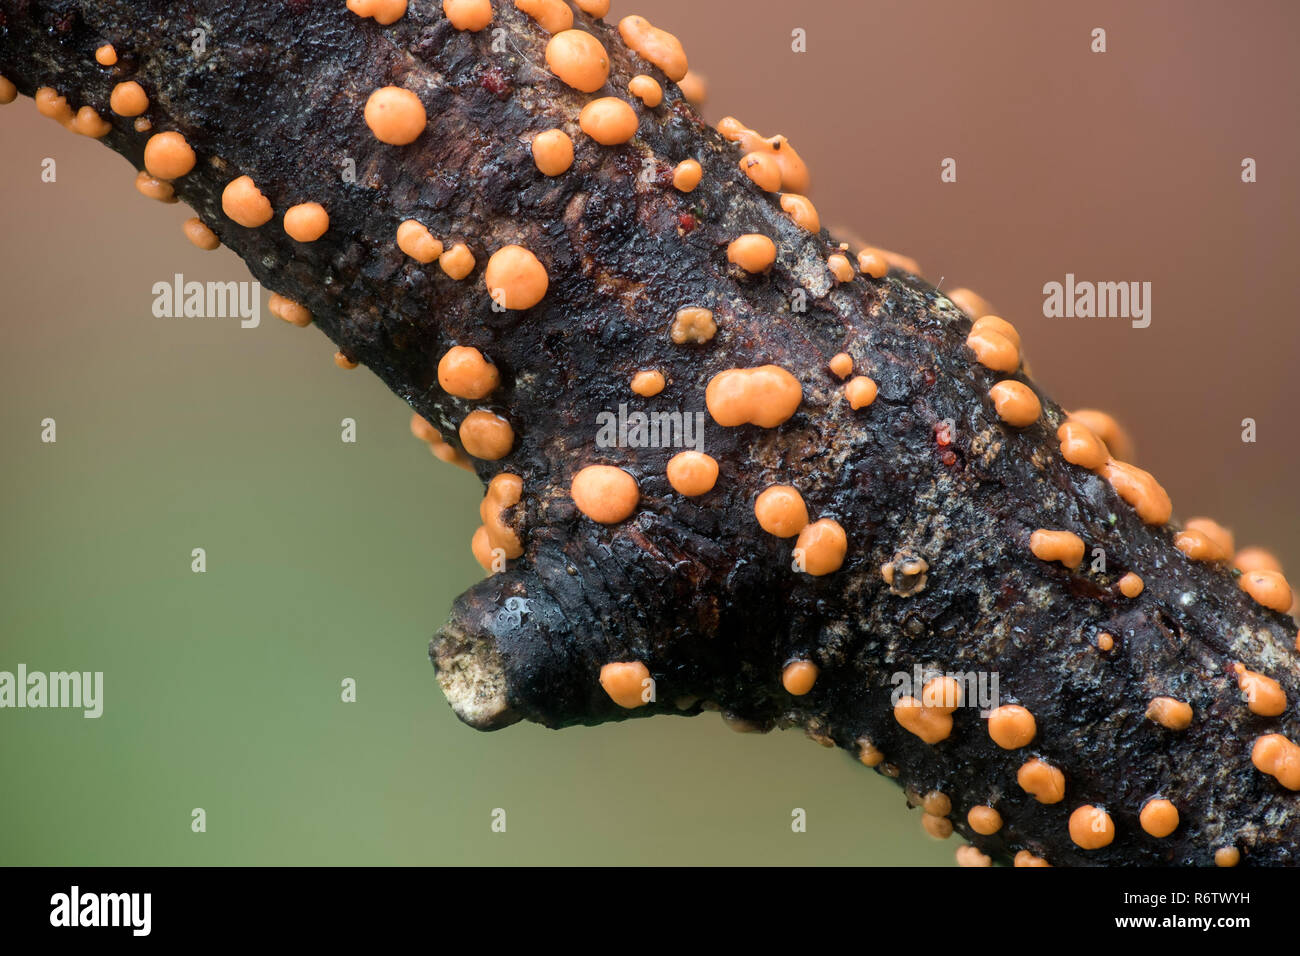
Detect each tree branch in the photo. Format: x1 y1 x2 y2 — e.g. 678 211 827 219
3 0 1297 866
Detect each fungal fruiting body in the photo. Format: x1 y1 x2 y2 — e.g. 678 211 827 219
284 203 329 243
364 86 426 144
665 451 717 497
705 366 801 427
397 220 444 262
8 0 1300 870
221 176 273 228
484 245 548 309
532 129 574 176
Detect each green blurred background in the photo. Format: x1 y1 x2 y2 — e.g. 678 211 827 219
1 0 1296 865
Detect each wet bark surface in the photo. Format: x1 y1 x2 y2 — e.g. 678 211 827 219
3 0 1298 866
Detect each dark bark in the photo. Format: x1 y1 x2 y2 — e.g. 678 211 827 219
3 0 1298 866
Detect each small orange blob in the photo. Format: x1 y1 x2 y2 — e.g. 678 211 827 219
740 151 782 192
144 130 196 179
922 813 953 840
1102 459 1172 525
516 0 573 33
1139 799 1179 838
182 217 219 251
599 661 652 709
727 234 776 273
1017 758 1065 804
440 242 476 279
966 325 1019 373
1119 571 1144 598
1 77 20 105
948 287 994 320
1014 850 1051 867
334 352 359 370
828 353 853 379
571 465 639 524
1252 733 1300 790
628 74 663 107
484 244 549 310
971 315 1021 349
618 14 689 81
1234 547 1282 575
677 69 707 103
1215 847 1241 867
396 219 443 263
778 193 819 233
268 293 312 327
471 525 494 572
458 410 514 460
665 451 718 497
347 0 409 24
546 30 610 92
110 81 148 116
1146 696 1192 731
363 86 426 145
828 253 854 283
782 660 819 696
1056 420 1109 471
575 0 610 16
35 87 75 127
875 247 922 276
70 107 111 138
718 119 811 190
1068 409 1134 461
1239 569 1292 613
221 175 273 227
670 306 715 344
705 365 802 428
844 376 878 410
857 248 889 279
1068 805 1115 850
672 159 702 192
134 170 176 203
625 370 666 398
1029 529 1085 569
956 844 991 867
922 791 952 817
134 117 151 133
1096 632 1115 651
987 704 1037 750
894 677 961 744
95 44 117 66
1233 663 1287 716
480 474 525 557
443 0 493 31
283 202 329 242
988 380 1041 427
754 485 809 538
968 805 1003 835
531 128 575 176
1183 517 1235 560
410 413 440 445
579 97 639 145
857 738 884 766
438 346 499 399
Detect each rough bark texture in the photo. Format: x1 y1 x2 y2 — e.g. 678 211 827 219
3 0 1298 866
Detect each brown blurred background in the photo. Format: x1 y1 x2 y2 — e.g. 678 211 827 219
0 0 1296 865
